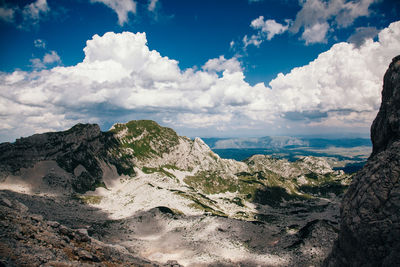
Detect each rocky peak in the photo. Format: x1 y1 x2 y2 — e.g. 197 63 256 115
371 55 400 156
324 55 400 266
0 123 133 193
109 120 180 159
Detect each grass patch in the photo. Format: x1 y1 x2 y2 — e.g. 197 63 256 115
142 166 176 178
110 120 179 159
77 195 103 205
184 171 239 194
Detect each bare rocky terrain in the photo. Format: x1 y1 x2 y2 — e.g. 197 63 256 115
0 118 351 266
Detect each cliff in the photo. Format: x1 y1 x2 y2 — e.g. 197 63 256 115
324 56 400 266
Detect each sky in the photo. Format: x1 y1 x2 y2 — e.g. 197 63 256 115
0 0 399 142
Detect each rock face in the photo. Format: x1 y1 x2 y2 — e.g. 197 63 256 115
0 124 133 193
324 56 400 266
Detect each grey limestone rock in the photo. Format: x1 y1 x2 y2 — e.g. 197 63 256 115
324 56 400 266
0 123 134 193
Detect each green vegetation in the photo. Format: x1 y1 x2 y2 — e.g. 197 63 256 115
305 172 319 180
184 171 239 195
171 189 227 217
184 160 350 209
142 166 176 179
109 120 179 159
76 195 103 204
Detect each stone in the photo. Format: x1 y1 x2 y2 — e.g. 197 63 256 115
0 197 11 208
47 221 60 228
324 55 400 266
77 249 93 261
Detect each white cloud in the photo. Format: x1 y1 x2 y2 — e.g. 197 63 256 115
347 26 379 47
251 16 290 40
20 0 49 28
229 40 235 49
30 50 61 69
301 22 329 44
0 0 50 29
43 51 61 64
202 56 242 73
91 0 136 26
176 113 233 128
269 21 400 118
0 6 15 23
148 0 158 12
243 17 291 48
34 39 46 48
290 0 378 44
1 21 399 141
243 34 263 48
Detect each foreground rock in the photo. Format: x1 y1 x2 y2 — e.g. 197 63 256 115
0 194 184 267
324 56 400 266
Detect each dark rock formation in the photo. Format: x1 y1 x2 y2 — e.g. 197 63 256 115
0 124 134 193
371 55 400 156
324 56 400 266
0 194 182 267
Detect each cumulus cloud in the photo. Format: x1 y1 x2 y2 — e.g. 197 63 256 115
251 16 291 40
176 113 233 128
90 0 136 26
202 56 242 73
242 17 290 48
0 6 15 23
246 0 378 47
1 21 400 141
347 26 379 47
0 0 49 29
148 0 158 12
290 0 378 44
30 50 61 69
242 34 263 48
269 21 400 119
301 22 329 44
22 0 49 22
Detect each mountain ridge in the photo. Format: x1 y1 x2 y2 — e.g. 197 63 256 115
0 118 351 266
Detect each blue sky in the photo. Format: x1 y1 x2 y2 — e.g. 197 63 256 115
0 0 399 141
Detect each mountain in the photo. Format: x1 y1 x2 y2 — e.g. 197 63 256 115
0 119 351 266
202 136 371 150
324 55 400 266
203 136 309 149
202 137 371 173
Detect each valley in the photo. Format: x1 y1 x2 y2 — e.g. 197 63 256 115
0 120 352 266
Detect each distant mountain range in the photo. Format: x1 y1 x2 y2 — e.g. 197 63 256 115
202 136 371 150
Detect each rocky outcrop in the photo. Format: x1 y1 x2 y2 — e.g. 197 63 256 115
0 124 133 193
371 55 400 156
0 194 182 267
324 56 400 266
